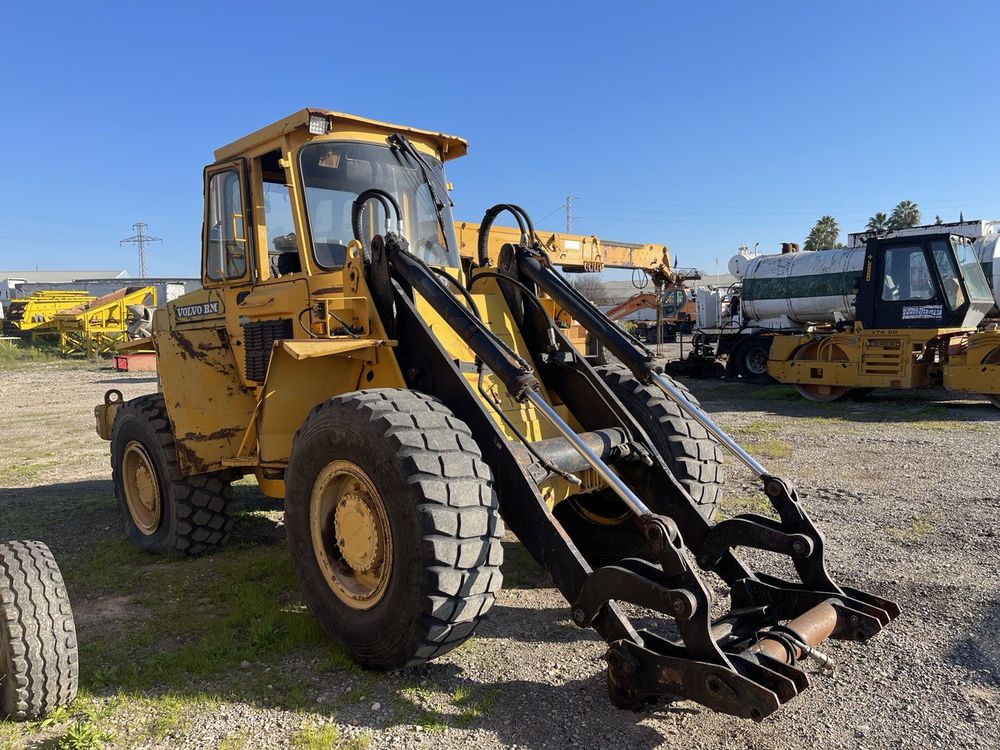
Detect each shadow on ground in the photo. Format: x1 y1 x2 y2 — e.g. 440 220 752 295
685 379 1000 424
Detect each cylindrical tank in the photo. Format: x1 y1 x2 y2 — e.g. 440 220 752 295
731 248 866 325
974 234 1000 310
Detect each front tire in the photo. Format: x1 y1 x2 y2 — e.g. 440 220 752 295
111 394 236 555
554 365 725 567
0 541 78 721
285 389 503 669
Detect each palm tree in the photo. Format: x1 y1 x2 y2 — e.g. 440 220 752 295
803 215 840 251
888 200 920 230
866 212 889 232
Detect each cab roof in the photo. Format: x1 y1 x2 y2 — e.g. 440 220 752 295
213 108 469 163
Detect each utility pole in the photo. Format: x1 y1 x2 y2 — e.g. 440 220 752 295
120 222 162 278
565 195 574 233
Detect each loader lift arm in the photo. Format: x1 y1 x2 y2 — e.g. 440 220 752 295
360 195 899 720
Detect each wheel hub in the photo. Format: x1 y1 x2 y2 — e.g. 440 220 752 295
122 441 161 535
310 461 392 610
334 492 381 572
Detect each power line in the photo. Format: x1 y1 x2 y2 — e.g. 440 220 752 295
119 222 162 278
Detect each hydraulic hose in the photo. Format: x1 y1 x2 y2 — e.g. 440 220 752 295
352 189 402 245
477 203 532 267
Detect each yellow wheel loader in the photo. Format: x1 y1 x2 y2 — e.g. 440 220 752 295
95 109 898 719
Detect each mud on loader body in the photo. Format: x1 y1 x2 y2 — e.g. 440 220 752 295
95 109 898 720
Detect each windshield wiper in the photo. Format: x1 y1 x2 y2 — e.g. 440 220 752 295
387 132 453 217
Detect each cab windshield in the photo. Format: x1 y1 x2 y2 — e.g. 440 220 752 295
950 237 993 302
298 141 458 269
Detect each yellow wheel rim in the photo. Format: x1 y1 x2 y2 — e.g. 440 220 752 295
310 461 392 610
122 441 161 535
792 340 851 403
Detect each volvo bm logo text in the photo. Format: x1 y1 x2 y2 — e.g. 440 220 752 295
175 301 221 319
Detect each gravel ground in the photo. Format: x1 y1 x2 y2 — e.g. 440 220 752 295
1 360 998 749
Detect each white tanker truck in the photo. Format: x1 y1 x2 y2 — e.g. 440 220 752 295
680 232 1000 407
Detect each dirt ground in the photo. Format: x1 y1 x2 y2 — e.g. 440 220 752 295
1 360 998 749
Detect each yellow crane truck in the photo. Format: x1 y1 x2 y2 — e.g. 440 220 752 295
94 108 897 719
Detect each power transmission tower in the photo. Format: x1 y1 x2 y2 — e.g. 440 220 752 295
564 195 574 233
120 222 162 278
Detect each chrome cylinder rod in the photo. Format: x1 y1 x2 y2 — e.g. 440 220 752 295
524 389 652 518
649 372 769 478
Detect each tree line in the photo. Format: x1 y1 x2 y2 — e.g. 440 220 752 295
803 200 934 251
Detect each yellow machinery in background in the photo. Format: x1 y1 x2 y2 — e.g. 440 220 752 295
48 286 157 356
455 221 679 352
2 290 94 335
94 108 897 719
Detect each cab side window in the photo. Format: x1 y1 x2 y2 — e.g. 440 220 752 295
881 246 934 302
205 169 248 281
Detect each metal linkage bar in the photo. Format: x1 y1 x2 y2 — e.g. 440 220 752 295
648 371 769 478
524 390 652 518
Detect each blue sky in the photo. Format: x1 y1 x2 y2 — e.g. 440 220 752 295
2 1 998 279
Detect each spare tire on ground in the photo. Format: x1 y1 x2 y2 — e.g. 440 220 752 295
0 540 79 721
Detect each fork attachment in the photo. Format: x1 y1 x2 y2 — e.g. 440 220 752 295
369 206 899 720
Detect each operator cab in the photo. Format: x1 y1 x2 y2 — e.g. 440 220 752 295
200 109 466 290
857 233 994 329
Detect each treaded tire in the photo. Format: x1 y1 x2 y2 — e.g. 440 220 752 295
736 336 775 385
285 389 504 669
596 364 724 516
111 393 235 555
0 540 78 721
553 365 724 567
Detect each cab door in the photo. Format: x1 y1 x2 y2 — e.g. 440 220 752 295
858 240 946 329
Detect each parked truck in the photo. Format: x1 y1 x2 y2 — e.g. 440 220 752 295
680 235 1000 407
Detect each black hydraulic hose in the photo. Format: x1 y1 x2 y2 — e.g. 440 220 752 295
401 241 530 369
352 189 402 244
389 242 538 399
471 270 560 343
430 266 483 321
477 203 528 267
519 253 656 383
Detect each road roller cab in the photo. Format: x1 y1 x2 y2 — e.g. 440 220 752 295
95 109 898 719
763 233 1000 404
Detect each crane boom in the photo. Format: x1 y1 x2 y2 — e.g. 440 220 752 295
454 221 671 274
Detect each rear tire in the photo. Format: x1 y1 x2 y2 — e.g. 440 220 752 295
555 365 725 567
0 541 78 721
111 394 236 555
285 389 503 669
736 337 774 385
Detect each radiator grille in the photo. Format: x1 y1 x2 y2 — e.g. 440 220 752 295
862 338 905 376
243 318 292 382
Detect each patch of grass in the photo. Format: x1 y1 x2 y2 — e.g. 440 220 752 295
887 515 934 545
733 420 779 436
721 493 772 516
291 723 341 749
0 723 23 750
68 524 332 697
218 734 248 750
0 344 64 371
144 695 191 740
746 385 800 401
53 720 109 750
753 439 793 460
451 686 498 727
